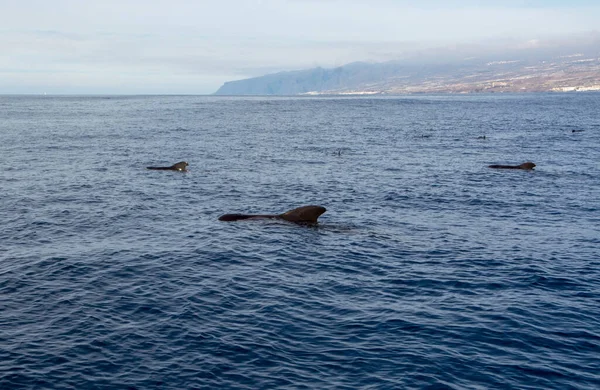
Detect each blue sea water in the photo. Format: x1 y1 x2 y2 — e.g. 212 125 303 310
1 93 599 389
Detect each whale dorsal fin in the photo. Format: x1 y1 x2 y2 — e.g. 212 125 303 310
519 162 536 170
171 161 189 171
279 205 327 223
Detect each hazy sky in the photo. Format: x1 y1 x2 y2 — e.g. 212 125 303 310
1 0 599 94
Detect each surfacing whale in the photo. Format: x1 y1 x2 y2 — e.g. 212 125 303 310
488 162 536 170
146 161 189 171
219 205 327 224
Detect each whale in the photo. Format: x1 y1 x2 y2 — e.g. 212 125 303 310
488 162 536 170
146 161 188 171
219 205 327 224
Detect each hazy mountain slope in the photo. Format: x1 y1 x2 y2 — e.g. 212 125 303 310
214 34 600 95
215 63 394 95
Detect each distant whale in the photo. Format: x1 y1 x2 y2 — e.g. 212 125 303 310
146 161 188 171
488 162 536 170
219 205 327 224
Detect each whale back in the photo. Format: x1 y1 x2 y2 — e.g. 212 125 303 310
218 205 327 224
488 161 536 170
147 161 189 171
218 214 276 221
278 205 327 224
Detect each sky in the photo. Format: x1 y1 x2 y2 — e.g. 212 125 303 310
1 0 599 94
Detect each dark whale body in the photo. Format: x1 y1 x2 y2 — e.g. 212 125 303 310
219 205 327 224
488 162 536 170
147 161 189 171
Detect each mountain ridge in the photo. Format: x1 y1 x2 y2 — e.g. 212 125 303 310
214 34 600 95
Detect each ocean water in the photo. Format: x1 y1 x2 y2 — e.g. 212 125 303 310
1 94 599 389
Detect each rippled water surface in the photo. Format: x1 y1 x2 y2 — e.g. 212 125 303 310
1 94 599 389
